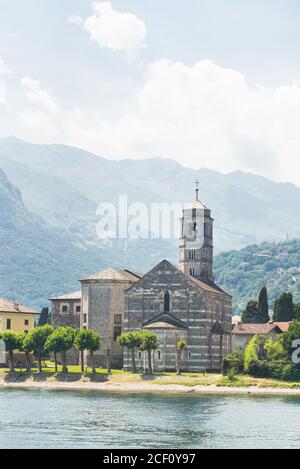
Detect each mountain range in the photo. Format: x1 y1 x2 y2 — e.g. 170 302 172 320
0 136 300 311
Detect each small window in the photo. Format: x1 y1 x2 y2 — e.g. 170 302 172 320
114 326 122 341
24 319 29 326
188 352 191 360
62 305 68 313
193 222 197 232
76 305 81 313
24 330 28 334
190 268 195 276
6 319 11 330
83 313 87 324
138 352 142 360
192 208 197 218
114 314 122 325
157 350 161 360
189 250 196 259
164 291 170 312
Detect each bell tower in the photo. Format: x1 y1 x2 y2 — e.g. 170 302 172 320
179 181 214 284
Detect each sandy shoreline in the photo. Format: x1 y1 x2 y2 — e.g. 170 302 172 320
2 378 300 397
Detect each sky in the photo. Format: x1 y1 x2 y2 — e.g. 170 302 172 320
0 0 300 186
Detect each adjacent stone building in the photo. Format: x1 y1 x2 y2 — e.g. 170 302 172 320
80 268 141 368
50 290 82 364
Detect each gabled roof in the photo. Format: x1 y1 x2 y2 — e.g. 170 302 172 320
144 312 187 330
80 267 142 282
270 322 291 332
232 323 281 335
49 291 81 301
187 274 231 298
126 259 231 298
0 298 38 315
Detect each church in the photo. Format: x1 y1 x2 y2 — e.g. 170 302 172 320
123 187 232 372
51 186 232 372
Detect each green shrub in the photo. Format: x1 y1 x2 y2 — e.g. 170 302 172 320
248 359 270 378
268 361 300 381
265 337 288 361
244 334 268 370
248 359 300 381
222 349 244 376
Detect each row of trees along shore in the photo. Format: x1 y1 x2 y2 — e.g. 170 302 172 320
0 326 100 374
241 286 300 323
0 326 187 375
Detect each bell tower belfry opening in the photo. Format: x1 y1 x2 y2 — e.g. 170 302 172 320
179 182 214 284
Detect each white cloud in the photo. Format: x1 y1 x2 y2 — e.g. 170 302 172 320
60 59 300 186
21 77 58 113
68 1 147 61
15 60 300 187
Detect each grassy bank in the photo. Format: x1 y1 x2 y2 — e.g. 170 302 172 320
2 363 300 390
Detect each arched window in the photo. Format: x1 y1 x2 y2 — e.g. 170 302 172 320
164 290 170 312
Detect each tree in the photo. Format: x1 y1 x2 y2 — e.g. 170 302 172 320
38 307 50 326
257 286 270 323
176 339 187 375
294 303 300 321
139 330 159 374
106 347 111 374
241 300 259 324
45 327 76 373
0 331 21 372
282 322 300 359
264 337 288 362
117 331 142 373
24 325 53 372
74 329 101 373
244 334 269 370
273 292 294 322
18 332 32 372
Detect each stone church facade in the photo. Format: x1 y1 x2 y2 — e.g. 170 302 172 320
123 196 232 372
51 190 232 372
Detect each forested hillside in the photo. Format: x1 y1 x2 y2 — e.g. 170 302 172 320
214 239 300 313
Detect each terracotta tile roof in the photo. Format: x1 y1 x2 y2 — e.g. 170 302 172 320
0 298 38 315
49 291 81 301
81 267 141 282
232 323 280 335
270 322 291 332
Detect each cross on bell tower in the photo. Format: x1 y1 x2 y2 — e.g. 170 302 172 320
195 180 200 201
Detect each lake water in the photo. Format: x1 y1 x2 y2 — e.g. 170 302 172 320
1 388 300 449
